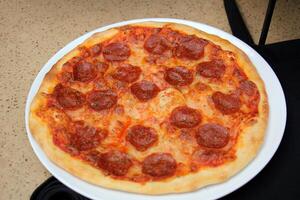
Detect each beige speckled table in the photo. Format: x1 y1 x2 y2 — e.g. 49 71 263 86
0 0 299 199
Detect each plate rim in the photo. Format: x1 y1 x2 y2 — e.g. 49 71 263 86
25 18 287 200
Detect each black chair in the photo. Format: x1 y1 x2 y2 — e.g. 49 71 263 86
222 0 300 199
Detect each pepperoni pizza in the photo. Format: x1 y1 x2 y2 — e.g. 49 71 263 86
29 22 268 194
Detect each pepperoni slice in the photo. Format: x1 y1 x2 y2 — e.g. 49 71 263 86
142 153 177 178
82 150 102 166
112 64 142 83
175 36 208 60
233 67 247 81
195 123 229 148
212 91 241 114
103 42 130 62
89 43 102 56
130 80 160 102
52 128 72 153
53 84 85 110
98 150 132 176
58 71 73 83
87 90 117 111
144 34 171 54
239 80 258 96
170 106 202 128
126 125 158 151
73 61 96 82
197 60 226 79
164 66 193 86
70 121 107 151
192 150 224 166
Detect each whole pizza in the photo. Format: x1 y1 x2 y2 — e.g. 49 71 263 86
29 22 268 194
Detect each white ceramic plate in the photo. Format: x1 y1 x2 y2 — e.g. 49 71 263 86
25 18 286 200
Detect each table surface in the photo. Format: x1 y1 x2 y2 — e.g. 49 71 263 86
0 0 299 199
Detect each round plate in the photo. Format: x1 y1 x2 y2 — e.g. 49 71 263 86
25 18 286 200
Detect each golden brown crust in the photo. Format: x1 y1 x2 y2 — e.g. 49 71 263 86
29 21 268 194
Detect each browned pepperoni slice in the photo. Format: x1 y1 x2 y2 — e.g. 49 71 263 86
195 123 229 148
164 66 193 86
239 80 258 96
112 64 142 83
197 60 226 79
82 150 102 166
53 128 71 152
126 125 158 151
130 80 160 102
98 150 132 176
144 34 171 54
73 61 96 82
53 84 85 110
233 67 247 81
58 71 73 83
175 36 208 60
103 42 130 62
170 106 202 128
212 91 241 114
142 153 177 178
192 150 224 166
70 121 107 151
87 90 117 111
89 43 102 56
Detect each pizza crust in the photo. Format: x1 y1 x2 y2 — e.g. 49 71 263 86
29 21 268 194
